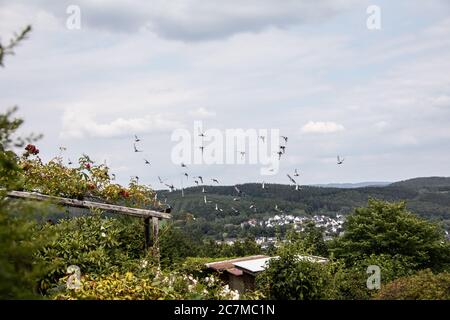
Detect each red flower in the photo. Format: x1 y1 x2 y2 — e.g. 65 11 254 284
85 163 91 170
119 190 130 198
24 144 39 155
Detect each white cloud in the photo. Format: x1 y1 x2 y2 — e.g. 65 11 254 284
60 110 183 139
188 107 216 118
301 121 345 134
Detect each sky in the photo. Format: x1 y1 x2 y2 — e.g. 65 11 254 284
1 0 450 189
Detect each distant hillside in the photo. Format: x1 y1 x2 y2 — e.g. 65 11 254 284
158 177 450 239
312 182 391 188
390 177 450 190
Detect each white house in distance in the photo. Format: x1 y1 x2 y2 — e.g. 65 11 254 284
206 255 328 293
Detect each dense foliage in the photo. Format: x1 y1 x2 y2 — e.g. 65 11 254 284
376 269 450 300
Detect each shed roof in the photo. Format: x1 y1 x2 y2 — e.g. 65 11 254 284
205 255 268 272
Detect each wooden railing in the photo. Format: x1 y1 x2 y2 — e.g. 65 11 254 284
5 190 171 263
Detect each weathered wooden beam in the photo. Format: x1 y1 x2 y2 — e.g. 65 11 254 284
6 190 171 220
152 217 160 263
144 217 151 251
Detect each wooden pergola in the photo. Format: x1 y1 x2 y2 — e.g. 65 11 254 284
6 190 171 264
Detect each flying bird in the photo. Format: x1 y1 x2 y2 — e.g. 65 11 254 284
184 172 189 179
134 135 141 142
239 151 246 159
212 178 219 184
130 176 140 185
204 195 212 204
337 155 345 165
165 183 175 192
287 174 300 190
294 169 300 177
144 159 151 165
68 158 73 165
158 176 165 184
134 143 143 153
287 174 297 185
280 145 286 154
259 136 266 143
234 186 242 196
275 205 284 213
111 173 116 180
281 136 288 143
231 207 240 214
194 180 199 186
199 146 205 154
277 151 283 160
195 176 204 184
202 187 207 193
181 162 187 168
262 181 266 189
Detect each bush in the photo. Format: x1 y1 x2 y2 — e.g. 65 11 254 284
35 214 147 292
52 270 240 300
257 251 337 300
376 269 450 300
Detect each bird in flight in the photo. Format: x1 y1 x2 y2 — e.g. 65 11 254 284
165 183 175 192
202 187 207 193
233 197 240 201
131 176 140 184
144 159 151 165
134 135 141 142
158 176 165 184
277 151 283 160
280 145 286 154
134 143 143 153
249 204 257 212
294 169 300 177
111 173 116 180
287 174 300 190
239 151 246 159
212 178 219 184
199 132 206 138
195 176 204 184
181 162 187 168
281 136 288 143
204 195 212 204
234 186 243 197
194 180 199 186
199 146 205 155
337 155 345 165
184 172 189 179
68 158 73 165
259 136 266 143
262 181 266 189
231 207 240 214
275 204 284 213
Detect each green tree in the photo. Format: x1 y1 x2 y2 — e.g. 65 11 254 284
332 199 450 271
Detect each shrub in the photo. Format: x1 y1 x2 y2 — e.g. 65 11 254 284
376 269 450 300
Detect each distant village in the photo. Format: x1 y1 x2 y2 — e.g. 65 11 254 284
217 214 346 249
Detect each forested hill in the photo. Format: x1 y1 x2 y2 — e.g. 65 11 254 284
390 177 450 191
159 177 450 225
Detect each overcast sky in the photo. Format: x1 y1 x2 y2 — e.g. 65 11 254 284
1 0 450 188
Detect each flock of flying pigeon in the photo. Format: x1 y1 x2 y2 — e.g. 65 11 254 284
129 133 345 216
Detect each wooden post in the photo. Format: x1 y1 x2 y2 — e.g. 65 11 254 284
144 217 151 252
152 217 160 264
